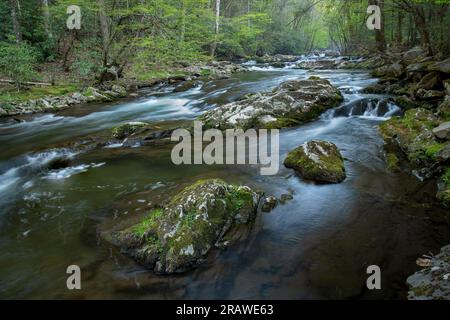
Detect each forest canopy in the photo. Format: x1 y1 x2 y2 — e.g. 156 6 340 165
0 0 449 84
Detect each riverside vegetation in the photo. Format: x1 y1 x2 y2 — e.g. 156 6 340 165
0 0 449 300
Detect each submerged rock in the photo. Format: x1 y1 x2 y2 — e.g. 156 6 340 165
262 196 277 212
112 122 149 139
199 77 343 130
109 179 261 274
284 140 346 183
407 245 450 300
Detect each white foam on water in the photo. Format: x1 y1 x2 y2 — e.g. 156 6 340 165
243 60 257 66
44 162 106 180
247 66 278 72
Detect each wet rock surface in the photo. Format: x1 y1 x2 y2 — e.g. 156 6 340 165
199 76 343 130
407 245 450 300
106 179 261 274
284 140 346 184
379 108 449 205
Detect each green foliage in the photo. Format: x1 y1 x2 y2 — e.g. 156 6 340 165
0 42 39 90
133 208 164 237
0 84 78 103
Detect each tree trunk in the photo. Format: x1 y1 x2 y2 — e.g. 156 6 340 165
371 0 386 52
97 0 111 67
9 0 22 43
396 11 403 45
210 0 220 57
412 5 434 56
41 0 52 40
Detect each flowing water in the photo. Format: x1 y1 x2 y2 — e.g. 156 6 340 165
0 61 449 299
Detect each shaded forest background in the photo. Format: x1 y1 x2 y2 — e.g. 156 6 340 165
0 0 449 86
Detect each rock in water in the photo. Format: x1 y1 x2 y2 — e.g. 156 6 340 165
406 245 450 300
109 179 261 274
262 196 277 212
284 140 346 183
112 122 148 139
199 76 343 130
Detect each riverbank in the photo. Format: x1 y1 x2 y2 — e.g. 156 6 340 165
0 61 246 118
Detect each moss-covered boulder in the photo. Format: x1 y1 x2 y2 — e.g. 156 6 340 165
284 140 346 183
199 76 343 130
372 62 404 78
379 108 442 165
406 244 450 300
379 108 450 205
112 122 149 139
110 179 261 274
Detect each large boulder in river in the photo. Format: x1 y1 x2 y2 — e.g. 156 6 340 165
109 179 261 274
199 76 343 130
407 244 450 300
284 140 346 184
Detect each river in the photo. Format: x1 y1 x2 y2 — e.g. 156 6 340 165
0 60 449 299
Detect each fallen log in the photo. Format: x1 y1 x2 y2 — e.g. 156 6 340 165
0 79 52 86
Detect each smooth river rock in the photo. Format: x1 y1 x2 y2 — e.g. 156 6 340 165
108 179 261 274
199 76 343 130
284 140 346 184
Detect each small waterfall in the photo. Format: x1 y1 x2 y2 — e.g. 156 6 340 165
330 98 402 119
0 148 77 201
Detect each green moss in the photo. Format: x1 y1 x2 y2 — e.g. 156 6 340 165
200 69 212 76
0 84 78 103
132 208 163 237
426 143 445 159
386 153 400 171
226 187 254 212
284 141 346 183
83 87 94 96
112 122 147 139
379 108 441 164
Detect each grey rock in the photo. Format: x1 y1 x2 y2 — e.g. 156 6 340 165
284 140 346 184
262 196 277 212
428 58 450 74
199 77 343 130
432 122 450 140
406 245 450 300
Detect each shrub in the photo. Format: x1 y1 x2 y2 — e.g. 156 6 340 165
0 42 39 90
